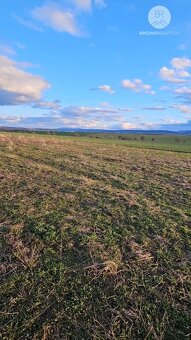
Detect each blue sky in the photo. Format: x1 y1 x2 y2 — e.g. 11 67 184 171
0 0 191 130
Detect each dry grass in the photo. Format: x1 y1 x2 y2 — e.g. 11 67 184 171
0 133 191 339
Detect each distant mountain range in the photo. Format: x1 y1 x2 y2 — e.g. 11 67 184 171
0 126 191 135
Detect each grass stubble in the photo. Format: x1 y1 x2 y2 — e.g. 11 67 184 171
0 133 191 339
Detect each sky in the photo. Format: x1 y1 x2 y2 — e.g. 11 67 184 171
0 0 191 130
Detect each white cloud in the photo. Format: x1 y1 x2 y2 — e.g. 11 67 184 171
71 0 92 11
90 85 115 94
174 86 191 105
171 104 191 114
159 58 191 106
120 122 136 129
0 55 50 105
121 78 155 95
170 57 191 70
15 1 106 36
174 86 191 95
159 66 187 84
71 0 105 11
31 3 81 36
160 57 191 84
178 70 191 78
122 79 137 91
98 85 115 94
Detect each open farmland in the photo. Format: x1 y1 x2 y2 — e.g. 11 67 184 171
0 133 191 339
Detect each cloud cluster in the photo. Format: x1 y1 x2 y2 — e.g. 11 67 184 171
0 102 136 130
174 85 191 108
160 67 190 83
1 113 190 131
2 52 191 130
31 3 80 36
159 57 191 83
45 104 134 129
16 1 106 36
0 55 50 105
121 79 155 95
175 86 191 95
159 57 191 115
55 105 133 118
171 104 191 115
170 57 191 70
